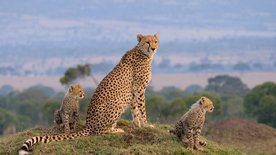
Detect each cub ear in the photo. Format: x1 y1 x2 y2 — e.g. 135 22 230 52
154 33 159 39
69 85 74 92
199 97 205 105
137 34 143 42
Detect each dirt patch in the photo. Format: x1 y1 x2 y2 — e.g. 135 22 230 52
123 128 156 146
117 120 156 147
203 117 276 154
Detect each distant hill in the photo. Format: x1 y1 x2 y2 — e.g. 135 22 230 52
203 117 276 155
0 120 243 154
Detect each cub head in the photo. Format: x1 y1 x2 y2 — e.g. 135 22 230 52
136 33 159 58
199 96 214 112
69 83 84 99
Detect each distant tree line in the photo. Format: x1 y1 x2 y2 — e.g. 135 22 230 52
2 59 276 76
243 82 276 128
0 72 275 135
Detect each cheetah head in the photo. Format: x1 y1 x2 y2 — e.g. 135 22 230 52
69 83 85 99
136 33 159 58
199 96 214 112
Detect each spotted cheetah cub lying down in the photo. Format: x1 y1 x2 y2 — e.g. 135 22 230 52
169 96 214 151
54 83 84 134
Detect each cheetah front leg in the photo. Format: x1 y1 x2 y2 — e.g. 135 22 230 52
110 121 124 133
185 127 194 151
194 127 204 151
72 112 79 132
62 113 70 134
131 94 141 128
137 91 153 128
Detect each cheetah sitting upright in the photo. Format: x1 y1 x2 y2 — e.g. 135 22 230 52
169 97 214 151
18 33 159 154
54 83 84 134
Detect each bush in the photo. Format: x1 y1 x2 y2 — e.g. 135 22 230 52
243 82 276 127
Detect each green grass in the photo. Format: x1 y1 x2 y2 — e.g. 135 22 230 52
0 120 244 154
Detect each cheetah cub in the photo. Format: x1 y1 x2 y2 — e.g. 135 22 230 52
169 97 214 151
54 83 84 134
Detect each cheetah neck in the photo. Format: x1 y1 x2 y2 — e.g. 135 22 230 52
134 46 154 61
190 101 206 114
65 92 78 100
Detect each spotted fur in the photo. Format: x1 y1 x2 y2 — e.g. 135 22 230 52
169 97 214 151
54 83 84 134
18 33 159 154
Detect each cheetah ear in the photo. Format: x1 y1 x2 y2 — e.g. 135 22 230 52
137 34 143 42
200 97 205 105
154 33 159 39
69 85 74 92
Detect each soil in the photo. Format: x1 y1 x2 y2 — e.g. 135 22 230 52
203 117 276 154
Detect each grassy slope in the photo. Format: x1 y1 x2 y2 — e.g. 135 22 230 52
0 120 243 155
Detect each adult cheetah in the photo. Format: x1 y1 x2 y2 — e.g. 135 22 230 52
18 33 159 154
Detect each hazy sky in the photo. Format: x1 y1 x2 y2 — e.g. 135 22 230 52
0 0 275 46
0 0 275 77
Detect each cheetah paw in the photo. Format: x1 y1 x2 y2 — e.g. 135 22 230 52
186 147 193 151
147 124 154 128
132 121 141 128
195 146 204 151
111 128 125 133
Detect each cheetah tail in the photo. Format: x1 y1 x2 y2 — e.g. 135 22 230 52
168 129 176 134
18 128 90 155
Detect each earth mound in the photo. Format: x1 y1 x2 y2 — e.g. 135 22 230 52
204 117 276 154
0 120 243 154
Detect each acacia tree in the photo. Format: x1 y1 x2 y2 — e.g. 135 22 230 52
60 64 98 85
205 75 249 96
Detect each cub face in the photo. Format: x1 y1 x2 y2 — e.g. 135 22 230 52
69 83 85 99
137 33 159 58
200 96 214 112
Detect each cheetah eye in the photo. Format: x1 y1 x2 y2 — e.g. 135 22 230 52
146 41 150 45
155 40 157 43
